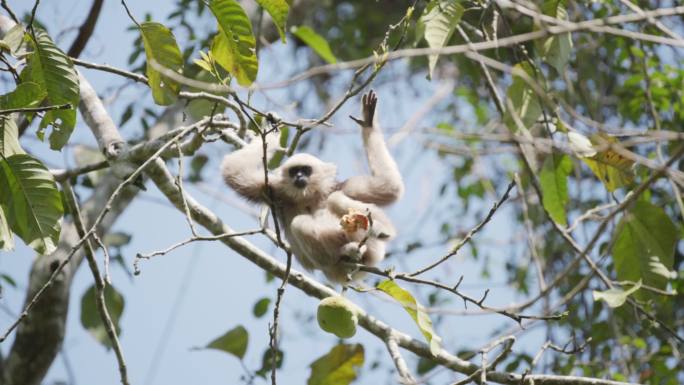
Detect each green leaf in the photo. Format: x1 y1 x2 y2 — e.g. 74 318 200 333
0 205 13 251
0 154 63 255
253 297 271 318
80 284 125 348
255 0 290 43
612 201 677 296
103 231 132 248
209 0 259 86
0 82 46 110
593 280 642 308
255 348 284 378
421 0 464 79
537 0 572 74
205 325 248 359
539 153 571 225
291 26 337 64
377 280 442 355
503 63 542 132
23 30 80 150
0 116 25 156
307 344 364 385
140 22 183 106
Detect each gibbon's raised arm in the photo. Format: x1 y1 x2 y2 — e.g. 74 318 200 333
343 91 404 206
221 134 280 202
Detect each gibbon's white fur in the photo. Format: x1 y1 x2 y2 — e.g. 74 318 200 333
221 91 403 283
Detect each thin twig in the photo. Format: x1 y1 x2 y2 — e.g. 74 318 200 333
409 180 515 277
133 229 264 273
62 182 130 385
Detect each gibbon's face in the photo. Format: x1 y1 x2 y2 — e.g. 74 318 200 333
279 154 337 202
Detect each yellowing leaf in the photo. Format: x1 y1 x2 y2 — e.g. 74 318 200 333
377 280 441 355
307 344 364 385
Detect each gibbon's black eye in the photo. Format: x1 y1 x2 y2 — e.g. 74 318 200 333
288 166 313 178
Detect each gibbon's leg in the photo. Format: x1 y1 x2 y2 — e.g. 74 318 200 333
221 132 281 202
328 191 396 239
343 91 405 206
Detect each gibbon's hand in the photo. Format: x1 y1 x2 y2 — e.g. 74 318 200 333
350 90 377 128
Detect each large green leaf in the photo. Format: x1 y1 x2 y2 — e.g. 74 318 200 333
209 0 259 86
80 283 125 348
377 280 441 355
140 22 183 106
538 0 572 74
22 29 79 150
540 153 571 225
307 344 364 385
503 62 542 132
255 0 290 43
205 325 249 359
421 0 464 79
612 201 677 295
0 154 63 255
0 82 46 110
0 116 25 156
291 26 337 64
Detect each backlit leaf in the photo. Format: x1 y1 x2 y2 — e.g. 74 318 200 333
377 280 441 355
140 22 183 105
22 30 79 150
255 0 290 42
209 0 259 86
307 344 364 385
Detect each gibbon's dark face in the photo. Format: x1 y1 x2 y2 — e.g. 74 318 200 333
288 165 313 189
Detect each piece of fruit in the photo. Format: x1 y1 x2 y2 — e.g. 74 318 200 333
317 296 360 338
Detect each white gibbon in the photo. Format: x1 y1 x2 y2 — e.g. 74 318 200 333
221 91 404 283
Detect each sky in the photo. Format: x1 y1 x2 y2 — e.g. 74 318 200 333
0 1 547 384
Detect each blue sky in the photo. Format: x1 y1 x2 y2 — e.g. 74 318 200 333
1 1 547 384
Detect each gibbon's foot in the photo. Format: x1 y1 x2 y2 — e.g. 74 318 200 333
350 90 377 127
